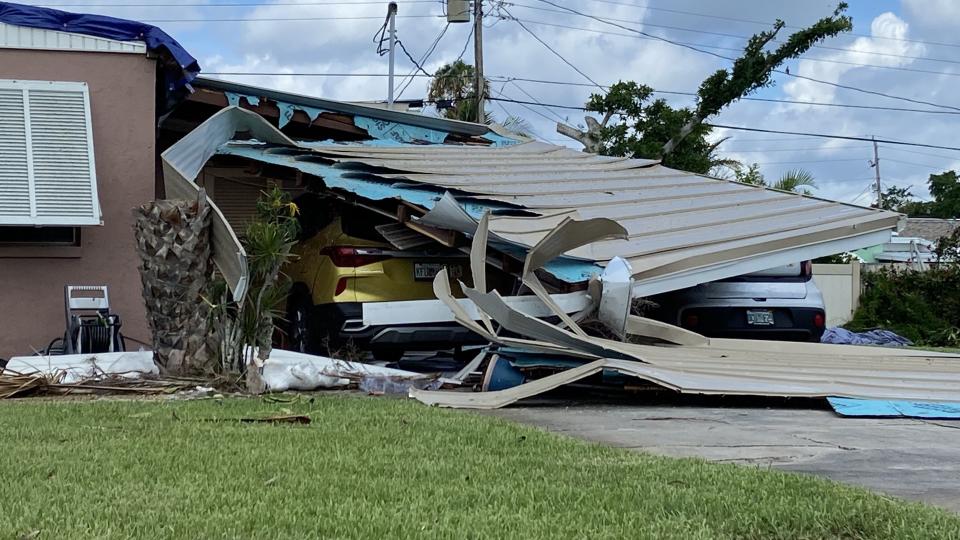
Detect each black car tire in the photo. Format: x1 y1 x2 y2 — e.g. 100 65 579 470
286 287 314 354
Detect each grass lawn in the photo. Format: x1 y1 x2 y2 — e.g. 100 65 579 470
0 396 957 539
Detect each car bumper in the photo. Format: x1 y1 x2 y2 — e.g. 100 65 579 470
679 306 825 342
313 302 486 351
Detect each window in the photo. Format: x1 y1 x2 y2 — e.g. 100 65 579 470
0 226 80 246
0 80 101 226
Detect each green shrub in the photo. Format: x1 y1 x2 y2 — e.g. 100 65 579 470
846 265 960 346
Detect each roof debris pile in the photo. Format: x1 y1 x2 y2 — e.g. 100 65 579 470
162 107 902 300
409 215 960 409
157 107 960 412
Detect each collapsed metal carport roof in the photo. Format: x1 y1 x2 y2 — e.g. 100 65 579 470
162 107 901 300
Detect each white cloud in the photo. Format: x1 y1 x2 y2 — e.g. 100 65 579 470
783 12 925 103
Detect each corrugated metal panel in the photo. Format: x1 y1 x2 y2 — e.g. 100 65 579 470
0 80 100 226
217 139 899 291
0 22 146 54
174 108 898 298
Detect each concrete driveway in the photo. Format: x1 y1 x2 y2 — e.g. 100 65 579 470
489 396 960 512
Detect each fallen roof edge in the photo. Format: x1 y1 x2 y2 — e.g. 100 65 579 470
193 77 493 138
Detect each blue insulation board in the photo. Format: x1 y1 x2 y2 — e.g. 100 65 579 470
354 116 449 144
828 397 960 419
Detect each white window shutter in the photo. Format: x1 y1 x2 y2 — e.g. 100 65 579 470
0 80 101 226
0 87 30 219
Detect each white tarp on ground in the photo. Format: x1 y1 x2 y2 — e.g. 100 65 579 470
3 351 158 384
261 349 426 392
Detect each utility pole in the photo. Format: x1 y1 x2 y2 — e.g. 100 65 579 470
473 0 485 123
386 2 398 107
871 136 882 208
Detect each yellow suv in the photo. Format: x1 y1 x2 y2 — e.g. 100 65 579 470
284 194 483 360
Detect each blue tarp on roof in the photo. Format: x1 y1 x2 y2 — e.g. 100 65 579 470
0 1 199 111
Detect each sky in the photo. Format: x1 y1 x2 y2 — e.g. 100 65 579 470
20 0 960 204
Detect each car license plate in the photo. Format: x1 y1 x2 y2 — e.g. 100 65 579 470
414 263 461 281
746 309 775 326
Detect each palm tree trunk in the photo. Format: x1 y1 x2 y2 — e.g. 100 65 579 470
133 195 212 373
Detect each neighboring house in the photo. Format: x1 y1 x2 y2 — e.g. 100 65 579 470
900 217 960 245
0 3 198 358
856 218 960 265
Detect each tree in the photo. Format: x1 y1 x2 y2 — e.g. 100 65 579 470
927 170 960 218
428 60 490 122
878 185 916 212
733 164 817 194
772 169 817 195
207 186 300 392
880 173 960 217
734 163 765 185
568 4 852 173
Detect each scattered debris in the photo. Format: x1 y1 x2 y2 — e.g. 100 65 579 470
239 414 311 425
4 351 158 384
0 351 205 399
261 349 433 392
828 397 960 419
821 327 913 346
408 218 960 412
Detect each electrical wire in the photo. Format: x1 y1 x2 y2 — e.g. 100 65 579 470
515 2 960 113
197 71 960 117
37 0 437 5
507 81 570 125
705 124 960 153
139 15 437 22
879 146 960 162
883 158 953 170
570 0 960 51
395 23 450 98
510 1 960 68
723 145 873 153
499 6 605 91
753 158 866 165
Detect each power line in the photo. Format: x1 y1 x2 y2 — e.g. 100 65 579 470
880 146 960 162
754 158 866 165
723 145 872 153
491 86 564 126
706 124 960 153
511 2 960 68
200 70 960 116
37 0 436 5
395 23 450 98
499 6 605 90
500 75 960 115
507 81 570 125
571 0 960 50
139 14 438 22
488 96 585 110
508 17 960 80
883 157 952 170
515 3 960 113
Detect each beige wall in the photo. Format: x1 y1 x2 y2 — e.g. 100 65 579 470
0 49 155 358
812 262 862 327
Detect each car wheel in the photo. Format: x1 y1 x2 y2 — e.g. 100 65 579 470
286 290 313 354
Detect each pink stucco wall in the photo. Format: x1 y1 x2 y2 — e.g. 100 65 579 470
0 49 155 358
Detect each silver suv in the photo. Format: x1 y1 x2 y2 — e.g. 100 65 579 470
648 262 827 342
